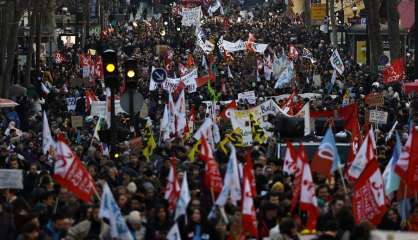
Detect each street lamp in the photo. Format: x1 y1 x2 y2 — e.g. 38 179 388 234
352 4 358 18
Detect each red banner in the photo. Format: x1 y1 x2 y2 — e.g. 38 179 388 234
384 58 405 84
53 135 97 203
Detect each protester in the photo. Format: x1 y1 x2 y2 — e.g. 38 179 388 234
1 1 418 240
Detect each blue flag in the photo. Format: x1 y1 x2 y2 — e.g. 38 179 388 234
383 132 401 196
311 127 341 176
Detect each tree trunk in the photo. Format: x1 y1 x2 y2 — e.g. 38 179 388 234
81 0 90 49
304 0 311 30
364 0 383 78
1 1 26 98
0 2 13 97
329 0 337 47
386 0 401 59
25 4 36 86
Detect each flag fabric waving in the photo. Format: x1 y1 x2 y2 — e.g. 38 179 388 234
383 58 405 84
347 129 376 181
174 172 191 220
164 157 180 212
283 141 298 175
99 183 133 240
167 223 182 240
352 159 388 225
53 134 97 203
42 111 56 155
311 127 341 177
200 137 223 198
242 151 258 238
383 132 401 196
299 155 320 230
330 49 344 75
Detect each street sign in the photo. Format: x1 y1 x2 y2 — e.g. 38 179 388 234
151 68 167 83
369 110 388 124
120 91 144 114
379 54 389 66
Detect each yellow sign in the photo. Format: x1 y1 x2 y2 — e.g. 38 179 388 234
356 41 367 65
311 4 327 23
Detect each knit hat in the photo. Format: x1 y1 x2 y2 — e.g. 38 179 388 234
127 182 137 194
271 181 284 192
127 211 141 225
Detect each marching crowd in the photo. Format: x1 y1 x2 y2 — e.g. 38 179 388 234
1 2 418 240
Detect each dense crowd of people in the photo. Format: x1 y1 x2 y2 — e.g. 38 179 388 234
1 2 418 240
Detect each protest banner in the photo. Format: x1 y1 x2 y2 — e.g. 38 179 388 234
181 6 202 26
0 169 23 189
365 93 385 107
238 91 256 105
90 100 126 117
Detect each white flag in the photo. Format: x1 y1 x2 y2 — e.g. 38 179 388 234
295 103 311 136
42 111 55 155
167 223 182 240
99 183 133 240
202 56 208 70
175 90 187 136
330 49 345 75
174 173 191 220
215 145 241 206
330 69 337 86
227 65 233 79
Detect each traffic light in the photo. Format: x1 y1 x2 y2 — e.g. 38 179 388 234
102 49 119 88
124 58 138 88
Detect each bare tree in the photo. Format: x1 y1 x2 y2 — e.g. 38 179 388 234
0 0 30 98
364 0 383 77
386 0 401 59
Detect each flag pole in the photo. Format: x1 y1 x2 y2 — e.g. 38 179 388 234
338 166 348 195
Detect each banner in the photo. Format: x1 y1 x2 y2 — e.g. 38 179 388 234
163 68 198 93
181 6 202 26
90 100 126 117
0 169 23 189
369 110 388 124
196 27 215 54
330 49 345 75
238 91 256 105
219 39 268 54
66 97 78 111
230 100 280 145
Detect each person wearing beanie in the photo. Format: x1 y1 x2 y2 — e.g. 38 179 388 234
126 211 146 240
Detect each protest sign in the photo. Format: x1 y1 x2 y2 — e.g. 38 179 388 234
238 91 256 105
181 6 202 26
66 97 78 111
90 100 126 117
0 169 23 189
369 110 388 124
365 93 385 107
71 116 83 128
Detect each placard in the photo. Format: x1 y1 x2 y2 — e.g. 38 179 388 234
90 100 126 117
238 91 256 105
0 169 23 189
71 116 83 128
311 4 327 23
365 93 384 107
369 110 388 124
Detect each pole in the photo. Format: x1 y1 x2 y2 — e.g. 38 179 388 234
329 0 337 47
415 0 418 79
110 86 116 158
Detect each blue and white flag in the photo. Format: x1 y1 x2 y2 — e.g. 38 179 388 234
383 132 401 196
215 145 241 206
274 61 294 89
174 173 191 220
99 183 133 240
311 127 341 176
167 223 182 240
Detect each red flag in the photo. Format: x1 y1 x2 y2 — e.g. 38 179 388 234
352 159 388 225
283 141 298 175
187 54 195 68
85 89 99 112
219 100 237 119
347 129 376 181
53 135 97 203
384 58 405 84
200 137 223 197
282 90 297 115
164 156 180 212
288 45 299 60
290 144 308 212
245 33 256 53
396 128 418 192
299 156 320 230
242 151 258 238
